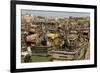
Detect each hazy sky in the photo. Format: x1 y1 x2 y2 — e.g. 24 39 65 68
21 9 90 17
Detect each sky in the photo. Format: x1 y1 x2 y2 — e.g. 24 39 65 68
21 9 90 17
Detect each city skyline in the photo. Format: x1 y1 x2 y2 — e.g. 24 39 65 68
21 9 90 17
